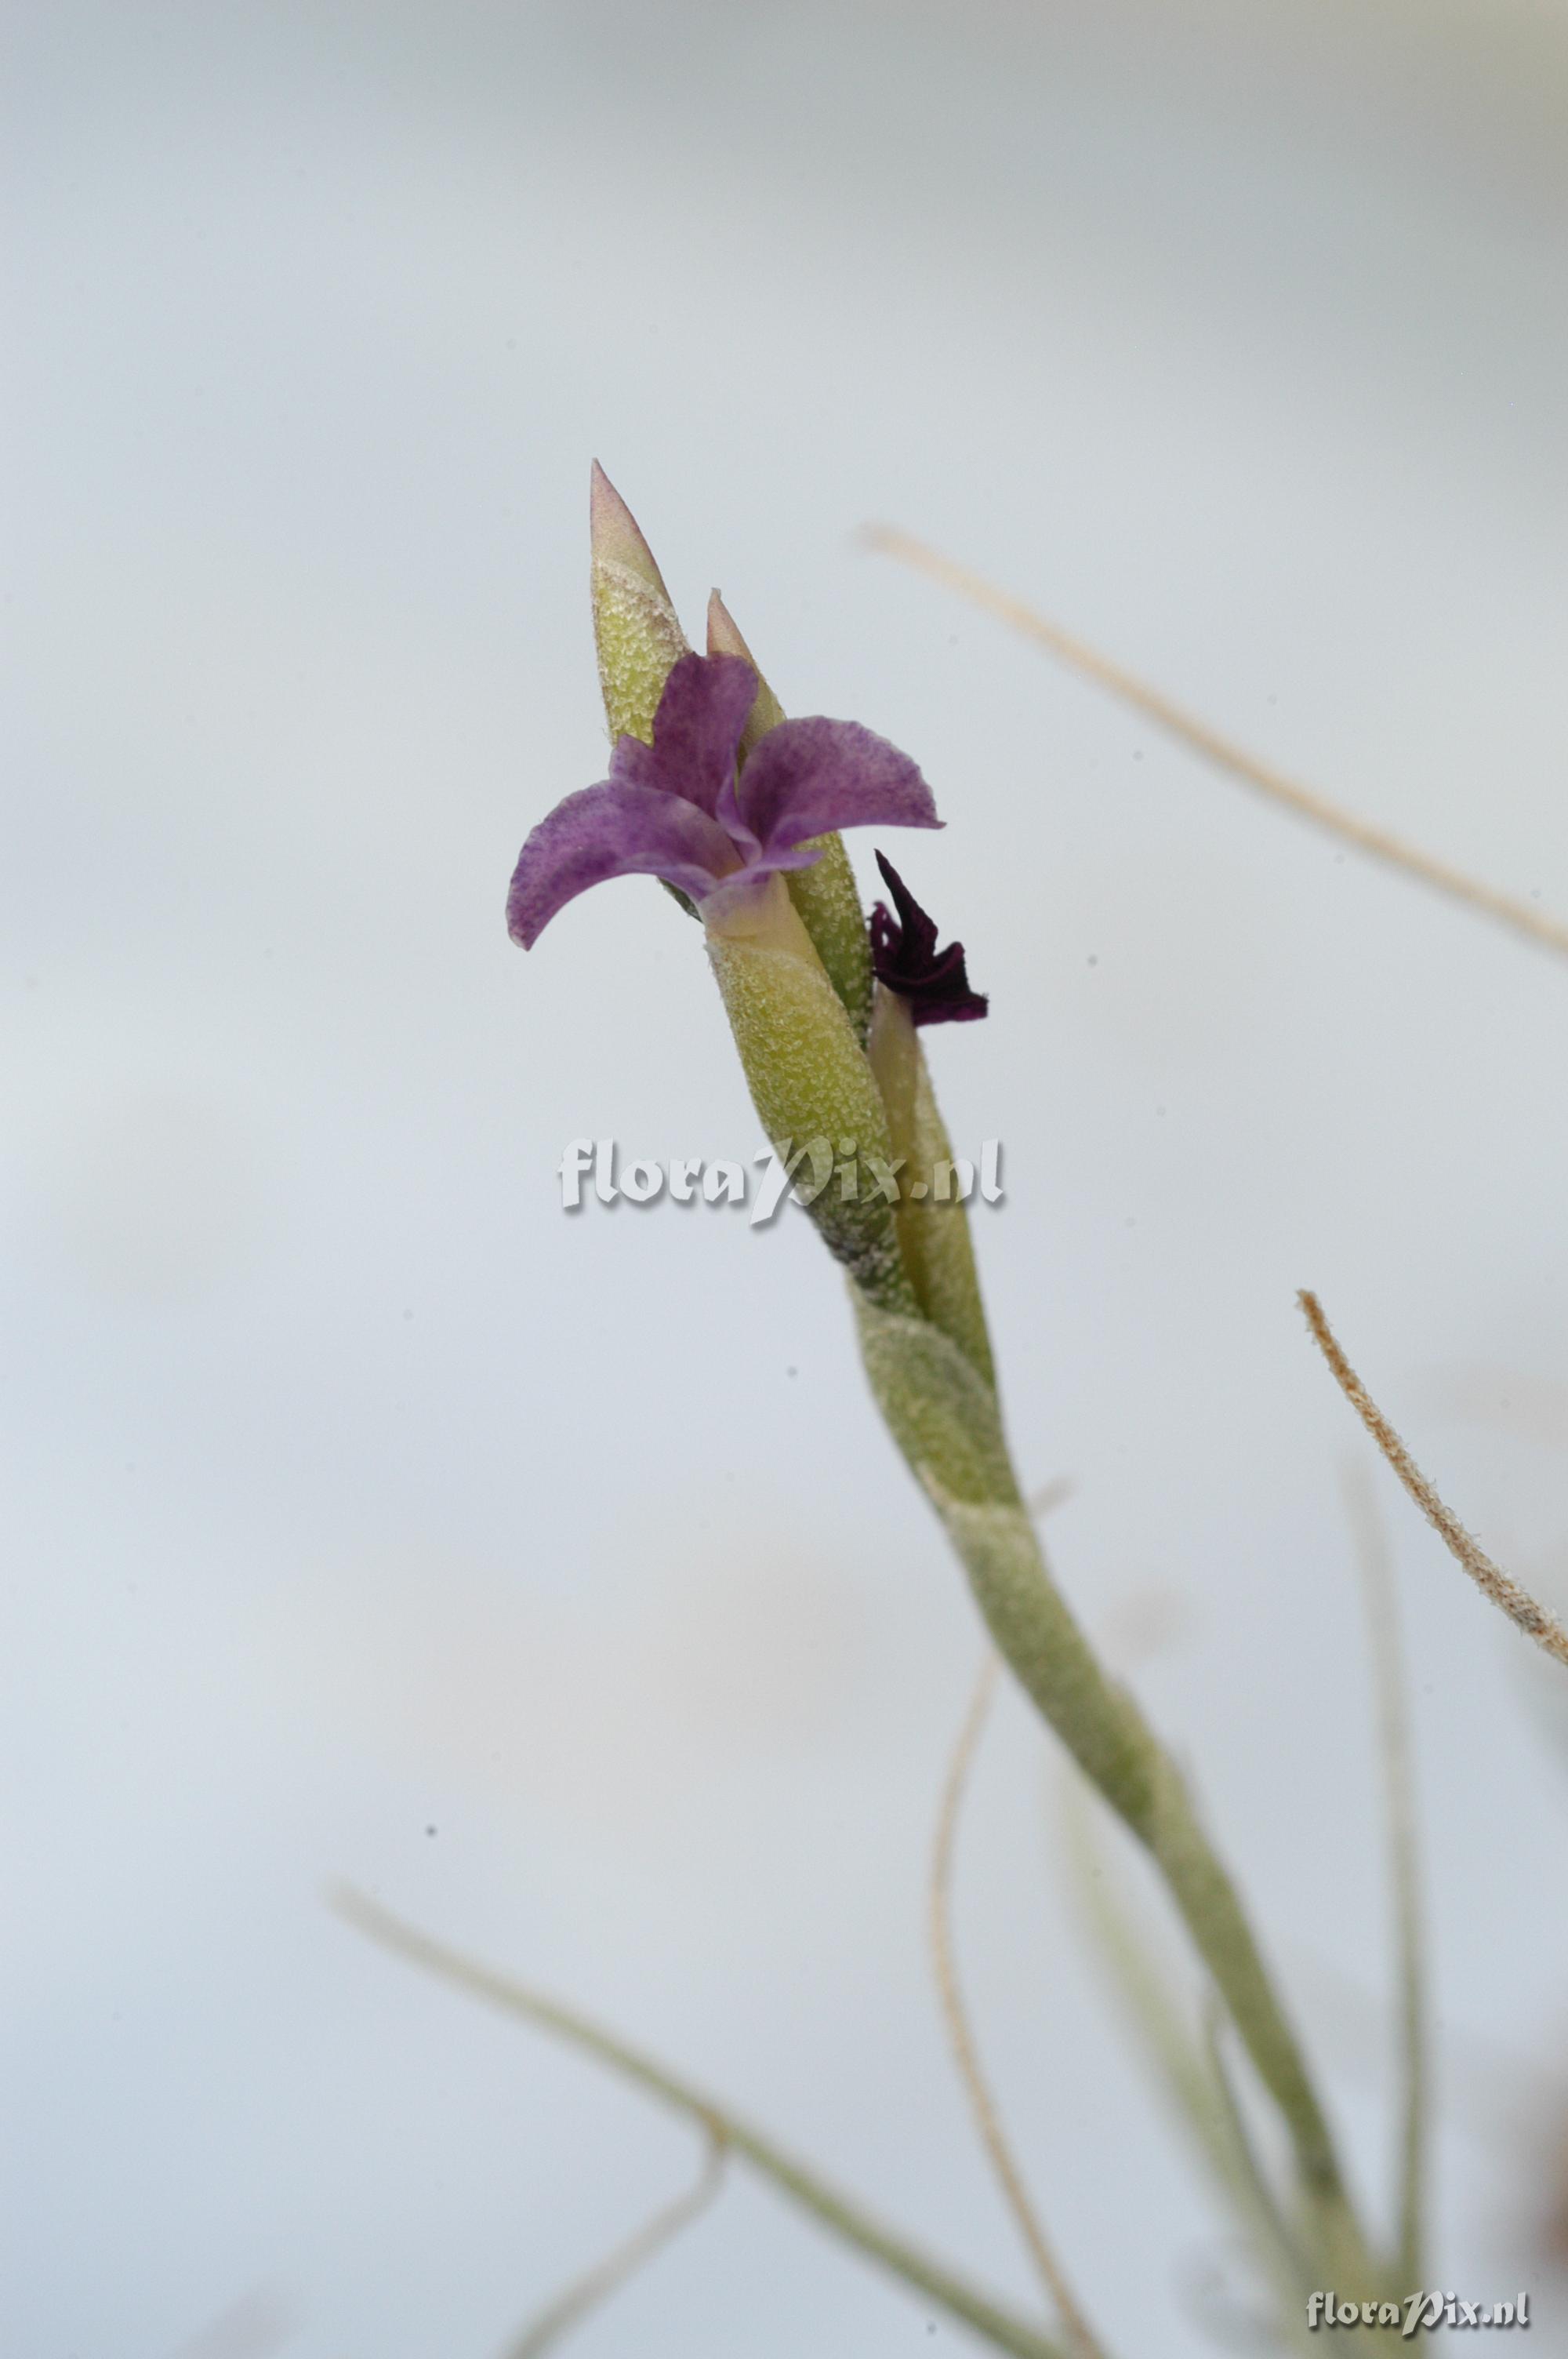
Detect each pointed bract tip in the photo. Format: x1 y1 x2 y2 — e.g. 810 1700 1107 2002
706 589 789 751
706 589 754 666
590 461 670 597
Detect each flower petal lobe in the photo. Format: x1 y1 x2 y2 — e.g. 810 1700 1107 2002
506 781 740 947
738 718 942 855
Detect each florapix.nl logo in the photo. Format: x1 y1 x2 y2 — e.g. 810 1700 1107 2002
557 1138 1004 1225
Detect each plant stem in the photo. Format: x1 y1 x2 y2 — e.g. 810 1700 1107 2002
965 1499 1374 2287
853 1296 1379 2291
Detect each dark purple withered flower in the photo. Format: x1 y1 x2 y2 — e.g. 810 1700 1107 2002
869 852 988 1026
507 651 941 948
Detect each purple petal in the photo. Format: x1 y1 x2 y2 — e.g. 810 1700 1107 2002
869 853 988 1027
735 716 942 855
871 850 941 969
506 780 741 947
608 651 758 817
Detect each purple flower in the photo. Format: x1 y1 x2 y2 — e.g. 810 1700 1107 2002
869 853 989 1026
506 652 941 948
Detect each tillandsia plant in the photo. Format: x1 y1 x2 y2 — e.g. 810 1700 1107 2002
340 468 1466 2357
505 467 1395 2346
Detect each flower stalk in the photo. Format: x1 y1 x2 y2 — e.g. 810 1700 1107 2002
851 1281 1372 2284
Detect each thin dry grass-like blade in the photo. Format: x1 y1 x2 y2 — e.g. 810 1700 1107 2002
931 1657 1111 2359
1301 1291 1568 1669
1341 1463 1428 2288
501 2133 726 2357
1200 2000 1304 2285
332 1887 1067 2359
163 2295 296 2359
864 526 1568 966
1058 1783 1317 2352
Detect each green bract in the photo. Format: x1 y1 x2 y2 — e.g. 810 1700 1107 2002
709 589 877 1041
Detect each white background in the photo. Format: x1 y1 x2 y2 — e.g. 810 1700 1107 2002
6 1 1568 2351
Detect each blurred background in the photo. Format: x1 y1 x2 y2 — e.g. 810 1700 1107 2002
7 0 1568 2349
